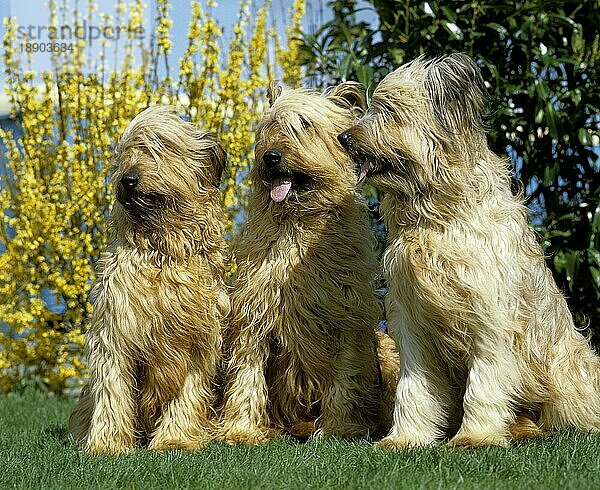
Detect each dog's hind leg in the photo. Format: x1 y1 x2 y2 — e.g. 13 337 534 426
537 326 600 432
68 385 94 444
317 335 380 439
376 330 400 434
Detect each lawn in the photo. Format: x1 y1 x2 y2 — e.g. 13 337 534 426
0 390 599 489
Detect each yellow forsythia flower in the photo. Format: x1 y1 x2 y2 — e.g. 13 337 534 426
0 0 303 393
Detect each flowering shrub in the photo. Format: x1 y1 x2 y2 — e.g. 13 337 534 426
0 0 304 393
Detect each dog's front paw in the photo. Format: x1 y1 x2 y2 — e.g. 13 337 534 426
86 438 135 455
290 421 316 440
510 413 543 442
447 431 509 449
148 436 210 452
222 427 272 445
315 422 369 440
375 434 434 451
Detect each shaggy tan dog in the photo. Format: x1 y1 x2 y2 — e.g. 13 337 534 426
338 53 600 449
68 105 228 454
220 82 398 444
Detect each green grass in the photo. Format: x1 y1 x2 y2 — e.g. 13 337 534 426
1 391 599 489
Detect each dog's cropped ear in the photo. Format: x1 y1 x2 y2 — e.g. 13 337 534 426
267 80 283 106
424 53 488 136
209 141 227 187
324 81 367 112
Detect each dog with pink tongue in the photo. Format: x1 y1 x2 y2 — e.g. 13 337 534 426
220 81 399 444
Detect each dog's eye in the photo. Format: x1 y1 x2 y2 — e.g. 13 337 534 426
298 115 312 130
373 100 396 116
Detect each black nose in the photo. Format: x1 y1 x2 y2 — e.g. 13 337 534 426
263 149 282 167
337 131 352 149
120 172 140 190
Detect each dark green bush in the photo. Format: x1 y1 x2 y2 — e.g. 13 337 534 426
300 0 600 343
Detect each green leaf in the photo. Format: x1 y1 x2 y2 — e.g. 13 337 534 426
534 80 549 99
588 248 600 268
440 6 457 23
339 54 352 81
355 63 374 88
590 267 600 290
554 250 580 287
591 206 600 235
535 108 544 124
486 22 508 36
545 101 559 140
546 229 572 238
578 128 592 146
571 28 584 55
543 162 559 186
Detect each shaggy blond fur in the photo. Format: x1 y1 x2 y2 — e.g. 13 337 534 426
220 82 398 444
68 105 229 454
338 53 600 449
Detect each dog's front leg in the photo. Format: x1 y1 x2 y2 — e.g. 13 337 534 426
220 332 273 445
377 305 452 450
148 343 219 452
85 335 137 455
448 331 517 448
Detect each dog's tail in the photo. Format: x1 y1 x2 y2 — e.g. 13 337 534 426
537 316 600 432
375 330 400 433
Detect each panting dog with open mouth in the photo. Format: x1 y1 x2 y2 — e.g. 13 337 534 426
338 54 600 449
220 81 399 444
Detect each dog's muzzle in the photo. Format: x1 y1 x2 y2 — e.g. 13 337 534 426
337 131 370 183
262 148 292 203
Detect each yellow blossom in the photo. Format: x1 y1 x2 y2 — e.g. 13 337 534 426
0 0 304 393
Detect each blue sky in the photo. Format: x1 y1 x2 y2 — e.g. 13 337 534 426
0 0 378 116
0 0 307 115
0 0 299 82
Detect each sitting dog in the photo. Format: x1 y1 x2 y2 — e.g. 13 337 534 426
221 82 398 444
68 105 229 454
338 53 600 448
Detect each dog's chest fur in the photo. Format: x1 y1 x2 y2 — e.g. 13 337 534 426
239 221 378 330
382 197 533 363
232 217 380 420
92 245 221 352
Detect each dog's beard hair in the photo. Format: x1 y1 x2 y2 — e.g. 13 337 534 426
344 54 600 449
272 189 322 215
118 191 199 226
119 192 169 220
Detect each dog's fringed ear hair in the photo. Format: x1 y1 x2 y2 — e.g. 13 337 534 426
209 141 227 187
267 80 283 106
424 53 488 136
324 81 367 112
